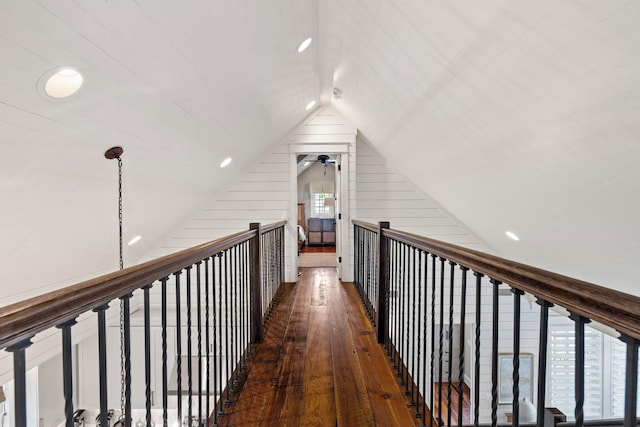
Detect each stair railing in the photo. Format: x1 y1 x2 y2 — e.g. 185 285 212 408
0 221 286 427
353 220 640 427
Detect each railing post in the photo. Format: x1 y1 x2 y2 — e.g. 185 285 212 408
376 221 390 344
7 338 33 427
250 222 263 343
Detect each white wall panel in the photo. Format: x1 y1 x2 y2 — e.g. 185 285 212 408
355 138 491 252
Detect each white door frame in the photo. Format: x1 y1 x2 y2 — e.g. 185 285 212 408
288 143 351 281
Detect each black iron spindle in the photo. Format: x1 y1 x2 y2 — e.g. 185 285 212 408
438 257 445 425
94 304 109 427
458 267 468 427
7 339 32 427
174 271 183 422
474 273 483 427
214 253 221 421
570 313 589 427
233 244 239 390
421 251 429 426
430 254 436 427
161 277 169 426
120 293 132 426
143 284 153 425
536 298 552 427
185 265 193 423
414 249 421 418
490 279 501 427
622 336 639 427
511 288 524 427
204 259 211 425
58 319 76 427
225 250 232 406
196 261 203 425
447 261 456 427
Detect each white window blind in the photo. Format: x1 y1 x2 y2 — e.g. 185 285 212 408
609 338 640 417
548 327 602 419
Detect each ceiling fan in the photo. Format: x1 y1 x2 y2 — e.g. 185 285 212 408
311 154 336 175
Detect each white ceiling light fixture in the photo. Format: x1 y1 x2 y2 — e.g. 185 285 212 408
305 100 316 111
220 157 232 168
128 235 141 246
506 231 520 241
38 66 84 99
297 37 312 53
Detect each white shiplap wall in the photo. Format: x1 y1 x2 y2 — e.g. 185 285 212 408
356 137 491 250
149 141 291 259
149 106 358 282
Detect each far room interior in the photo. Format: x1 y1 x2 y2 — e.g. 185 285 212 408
296 154 337 267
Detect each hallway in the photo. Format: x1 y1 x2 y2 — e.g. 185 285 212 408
219 267 423 426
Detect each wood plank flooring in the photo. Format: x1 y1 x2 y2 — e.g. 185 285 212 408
218 267 424 426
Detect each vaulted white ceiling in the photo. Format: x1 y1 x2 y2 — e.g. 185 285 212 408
1 0 639 302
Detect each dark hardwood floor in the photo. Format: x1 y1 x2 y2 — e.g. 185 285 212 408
218 267 427 426
432 382 471 426
300 245 336 253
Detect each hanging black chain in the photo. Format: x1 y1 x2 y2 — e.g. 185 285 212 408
118 156 126 422
118 157 123 270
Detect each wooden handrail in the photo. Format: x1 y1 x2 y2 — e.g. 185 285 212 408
0 221 287 350
353 220 640 341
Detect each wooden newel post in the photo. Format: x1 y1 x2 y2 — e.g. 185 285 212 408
250 223 263 343
377 221 390 344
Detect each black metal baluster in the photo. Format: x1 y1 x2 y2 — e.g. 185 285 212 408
474 273 484 427
438 257 445 425
143 284 153 425
213 253 221 422
60 327 77 425
225 250 232 406
388 239 396 358
196 261 203 425
408 246 416 401
403 243 409 389
490 279 501 427
399 242 406 381
94 304 110 427
58 319 76 427
121 293 132 426
415 249 422 419
511 288 524 426
7 339 32 427
536 298 552 427
447 261 456 427
204 259 211 425
174 271 183 422
233 244 239 391
241 242 248 368
430 254 436 427
161 277 169 426
622 336 639 427
421 251 429 426
458 267 468 427
570 313 589 427
392 241 399 367
185 265 193 423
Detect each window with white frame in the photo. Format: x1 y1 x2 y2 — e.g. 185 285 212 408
547 318 640 419
309 181 335 218
312 193 333 216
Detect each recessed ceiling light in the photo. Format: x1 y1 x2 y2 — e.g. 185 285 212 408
220 157 232 168
506 231 520 241
39 67 84 98
305 100 316 111
128 235 142 246
297 37 312 53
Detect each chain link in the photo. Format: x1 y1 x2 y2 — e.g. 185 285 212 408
117 157 126 421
